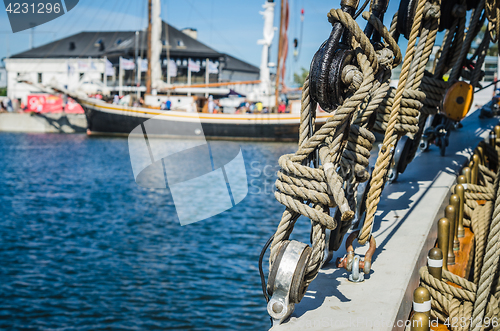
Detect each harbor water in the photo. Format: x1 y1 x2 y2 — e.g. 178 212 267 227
0 132 315 330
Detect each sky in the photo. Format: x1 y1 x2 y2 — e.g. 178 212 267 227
0 0 417 86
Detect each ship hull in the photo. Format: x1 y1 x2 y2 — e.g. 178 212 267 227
81 99 329 141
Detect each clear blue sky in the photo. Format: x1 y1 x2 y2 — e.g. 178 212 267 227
0 0 421 85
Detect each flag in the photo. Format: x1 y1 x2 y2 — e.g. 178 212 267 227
78 61 90 71
208 60 219 74
67 63 75 75
105 59 114 76
188 59 200 72
168 59 177 77
138 58 148 72
120 57 135 70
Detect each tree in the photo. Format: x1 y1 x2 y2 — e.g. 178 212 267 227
294 67 309 87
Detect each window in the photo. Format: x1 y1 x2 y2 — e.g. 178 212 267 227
115 38 122 45
37 73 42 83
80 73 84 80
94 39 103 47
101 73 104 82
176 39 185 47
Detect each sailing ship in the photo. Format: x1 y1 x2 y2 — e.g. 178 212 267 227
77 0 320 140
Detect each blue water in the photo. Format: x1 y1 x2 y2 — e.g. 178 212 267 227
0 133 312 330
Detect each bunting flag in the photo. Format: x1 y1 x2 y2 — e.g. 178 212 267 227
168 59 178 77
208 60 219 74
105 59 114 76
188 59 200 72
139 58 148 73
120 57 135 70
78 61 90 71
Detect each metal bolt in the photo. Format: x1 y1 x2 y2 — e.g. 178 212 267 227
437 218 449 270
272 301 283 314
462 167 471 184
428 248 443 280
445 204 456 265
450 194 460 251
456 184 465 238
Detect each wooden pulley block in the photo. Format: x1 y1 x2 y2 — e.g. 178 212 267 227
309 1 356 112
442 81 474 122
397 0 418 39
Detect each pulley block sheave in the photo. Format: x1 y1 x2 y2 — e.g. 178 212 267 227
309 0 357 112
267 240 312 325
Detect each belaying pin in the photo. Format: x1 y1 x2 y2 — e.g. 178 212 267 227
437 217 449 270
495 125 500 143
266 240 312 325
457 175 467 185
450 194 460 251
428 248 443 280
455 184 465 238
476 146 485 165
413 286 431 317
489 131 496 147
444 204 456 265
462 167 471 184
471 154 480 185
410 312 430 331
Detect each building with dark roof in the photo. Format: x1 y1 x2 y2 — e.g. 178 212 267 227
5 22 259 102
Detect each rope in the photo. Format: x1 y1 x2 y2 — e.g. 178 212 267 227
360 0 429 245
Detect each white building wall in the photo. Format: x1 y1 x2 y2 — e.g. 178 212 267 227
4 58 107 103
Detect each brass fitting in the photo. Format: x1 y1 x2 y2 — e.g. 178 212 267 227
437 217 449 270
457 175 467 185
490 131 496 147
450 194 460 251
428 248 443 280
462 167 471 184
495 125 500 142
410 312 430 331
455 184 465 238
471 154 480 185
445 204 456 265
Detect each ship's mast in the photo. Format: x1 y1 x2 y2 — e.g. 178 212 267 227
258 0 275 98
146 0 152 94
275 0 284 109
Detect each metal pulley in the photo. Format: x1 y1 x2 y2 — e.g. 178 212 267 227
309 0 357 112
336 230 376 282
267 240 312 325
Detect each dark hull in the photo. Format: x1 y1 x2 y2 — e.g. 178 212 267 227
82 102 327 141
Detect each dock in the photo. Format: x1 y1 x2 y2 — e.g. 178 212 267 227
0 112 87 133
